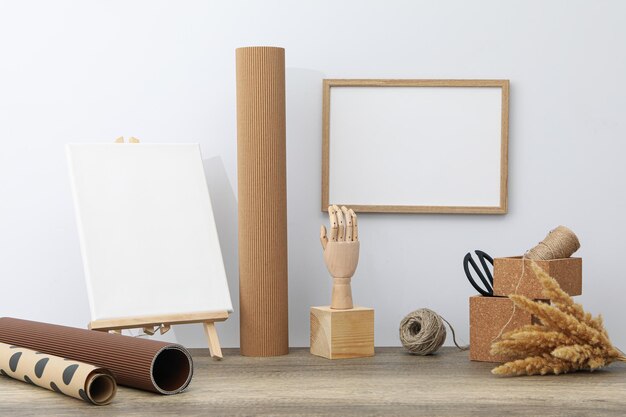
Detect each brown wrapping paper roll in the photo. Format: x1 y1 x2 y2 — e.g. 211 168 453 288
0 317 193 394
0 343 116 405
236 46 289 356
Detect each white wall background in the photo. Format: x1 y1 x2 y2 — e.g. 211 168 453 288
1 0 626 349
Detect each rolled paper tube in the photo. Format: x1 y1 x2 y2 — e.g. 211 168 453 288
0 317 193 394
0 343 117 405
236 46 289 356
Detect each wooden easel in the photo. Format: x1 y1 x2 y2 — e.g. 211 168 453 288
89 311 229 359
87 137 229 360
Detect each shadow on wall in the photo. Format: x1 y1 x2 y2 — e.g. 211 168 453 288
173 155 240 348
285 67 330 346
175 66 327 348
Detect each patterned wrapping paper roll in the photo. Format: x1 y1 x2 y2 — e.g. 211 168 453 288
0 317 193 394
0 343 117 405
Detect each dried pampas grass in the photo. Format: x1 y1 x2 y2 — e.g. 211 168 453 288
491 262 626 376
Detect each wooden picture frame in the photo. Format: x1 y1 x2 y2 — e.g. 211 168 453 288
322 79 509 214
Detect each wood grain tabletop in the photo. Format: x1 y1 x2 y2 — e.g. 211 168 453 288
1 347 625 416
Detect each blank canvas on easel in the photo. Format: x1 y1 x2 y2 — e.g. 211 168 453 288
66 144 233 322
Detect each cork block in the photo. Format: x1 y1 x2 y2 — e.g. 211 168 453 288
493 257 582 299
470 296 542 363
310 306 374 359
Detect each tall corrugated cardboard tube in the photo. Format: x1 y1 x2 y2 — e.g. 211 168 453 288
236 46 289 356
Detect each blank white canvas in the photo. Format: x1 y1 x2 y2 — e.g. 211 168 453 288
329 86 503 207
67 144 233 321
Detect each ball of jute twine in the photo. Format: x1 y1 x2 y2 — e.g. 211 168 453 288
399 309 468 355
525 225 580 260
492 225 581 342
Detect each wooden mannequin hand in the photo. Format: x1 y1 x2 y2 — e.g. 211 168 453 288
320 205 359 309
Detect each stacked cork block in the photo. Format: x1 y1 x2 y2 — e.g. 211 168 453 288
469 257 582 362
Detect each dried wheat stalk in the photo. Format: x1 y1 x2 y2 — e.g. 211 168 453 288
491 262 626 376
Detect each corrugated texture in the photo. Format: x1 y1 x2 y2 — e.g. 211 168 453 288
0 318 192 394
236 46 289 356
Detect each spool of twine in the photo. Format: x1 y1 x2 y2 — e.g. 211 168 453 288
399 309 467 355
525 225 580 260
492 225 581 342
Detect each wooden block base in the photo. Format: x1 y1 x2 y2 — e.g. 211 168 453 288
310 306 374 359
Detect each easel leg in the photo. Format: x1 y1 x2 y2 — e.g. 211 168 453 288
203 322 223 360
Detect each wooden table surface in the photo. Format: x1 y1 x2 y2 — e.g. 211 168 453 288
1 347 625 416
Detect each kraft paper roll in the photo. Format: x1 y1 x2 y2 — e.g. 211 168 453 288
236 46 289 356
0 317 193 394
0 343 117 405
